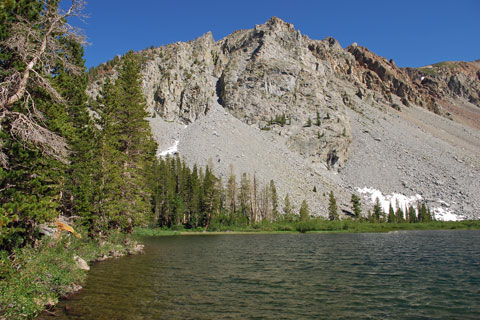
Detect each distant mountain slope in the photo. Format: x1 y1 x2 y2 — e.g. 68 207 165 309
88 17 480 219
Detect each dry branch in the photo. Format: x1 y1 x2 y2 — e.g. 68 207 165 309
9 112 69 161
0 0 86 165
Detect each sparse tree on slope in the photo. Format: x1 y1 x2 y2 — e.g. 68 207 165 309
259 183 271 221
270 180 279 221
373 197 383 223
387 204 396 223
408 205 416 223
351 194 362 219
328 191 338 220
299 199 310 221
284 193 293 219
239 173 251 223
227 166 237 216
395 206 404 223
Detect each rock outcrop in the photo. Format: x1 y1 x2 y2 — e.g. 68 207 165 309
346 43 432 109
215 18 353 169
346 44 480 129
138 17 354 169
143 32 218 123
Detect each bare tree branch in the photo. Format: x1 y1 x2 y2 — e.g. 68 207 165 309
1 0 86 108
0 0 87 163
0 150 7 169
8 111 69 162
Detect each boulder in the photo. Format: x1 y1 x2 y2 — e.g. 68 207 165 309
73 256 90 271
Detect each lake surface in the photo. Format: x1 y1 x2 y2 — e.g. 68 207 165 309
41 230 480 319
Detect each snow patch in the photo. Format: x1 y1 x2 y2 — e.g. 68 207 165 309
433 207 461 222
356 187 463 221
357 187 422 214
157 140 179 157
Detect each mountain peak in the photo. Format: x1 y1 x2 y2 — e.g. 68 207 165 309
266 16 289 26
261 16 297 32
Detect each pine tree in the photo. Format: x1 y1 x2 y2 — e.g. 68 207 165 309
187 164 201 227
270 180 279 221
95 51 157 233
299 200 310 221
95 78 125 230
428 207 434 221
252 174 258 223
367 210 373 222
0 137 62 250
284 193 293 219
54 38 99 231
408 205 416 223
239 173 251 223
387 204 396 223
404 207 409 223
227 166 237 216
418 202 427 222
0 0 84 164
351 194 362 218
395 207 404 223
328 191 339 220
151 159 163 225
259 183 271 221
0 1 90 249
373 197 383 223
201 166 219 229
164 156 177 226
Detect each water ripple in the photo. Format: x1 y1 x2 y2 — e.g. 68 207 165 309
40 230 480 319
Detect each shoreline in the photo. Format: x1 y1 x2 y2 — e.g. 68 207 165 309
134 220 480 237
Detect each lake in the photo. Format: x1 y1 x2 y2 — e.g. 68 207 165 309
40 230 480 319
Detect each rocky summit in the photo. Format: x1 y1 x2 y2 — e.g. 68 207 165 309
88 17 480 219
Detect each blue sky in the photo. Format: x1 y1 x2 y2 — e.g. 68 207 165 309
73 0 479 69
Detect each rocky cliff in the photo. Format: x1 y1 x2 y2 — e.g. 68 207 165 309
140 17 354 170
346 44 480 129
88 17 480 219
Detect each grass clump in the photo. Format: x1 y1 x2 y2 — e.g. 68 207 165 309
418 67 437 76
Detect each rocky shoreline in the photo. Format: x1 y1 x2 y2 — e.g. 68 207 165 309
60 242 145 299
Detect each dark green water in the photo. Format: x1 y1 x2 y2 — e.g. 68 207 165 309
41 230 480 319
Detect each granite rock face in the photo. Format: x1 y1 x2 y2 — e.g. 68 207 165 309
215 18 353 169
139 17 354 169
141 32 217 123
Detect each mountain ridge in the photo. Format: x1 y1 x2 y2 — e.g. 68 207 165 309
87 17 480 220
